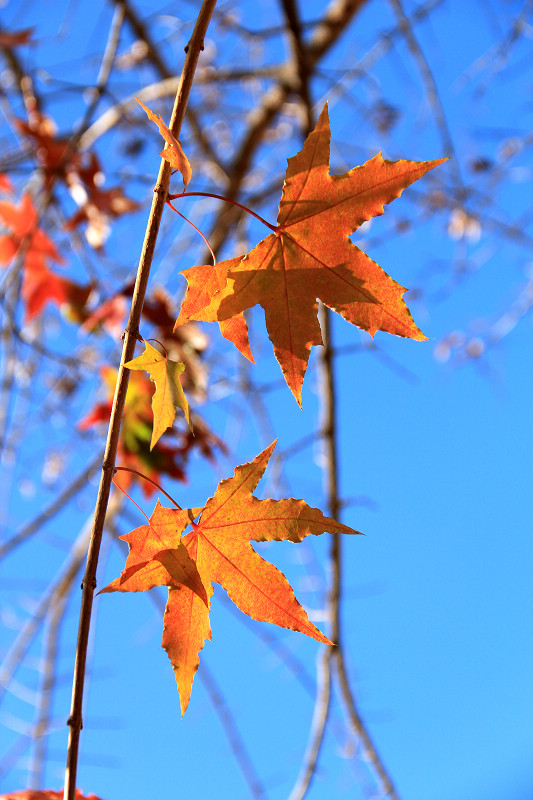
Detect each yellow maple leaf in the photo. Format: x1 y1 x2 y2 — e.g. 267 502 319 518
124 340 190 449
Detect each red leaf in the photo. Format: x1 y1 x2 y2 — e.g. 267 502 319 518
0 173 13 193
15 114 80 187
0 193 38 238
21 259 91 322
0 790 103 800
0 192 91 320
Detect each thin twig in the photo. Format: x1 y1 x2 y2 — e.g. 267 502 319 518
218 592 316 697
62 4 218 798
279 0 314 135
200 662 268 799
287 645 331 800
113 466 183 509
388 0 463 195
72 1 125 141
334 649 400 799
319 307 400 800
208 0 370 257
169 191 278 231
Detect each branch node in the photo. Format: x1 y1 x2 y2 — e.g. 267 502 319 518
121 324 140 342
184 37 204 54
66 714 83 731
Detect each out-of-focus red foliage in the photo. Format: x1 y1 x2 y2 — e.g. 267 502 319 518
16 113 138 248
0 173 13 193
0 192 91 320
83 286 209 400
0 789 103 800
63 152 140 249
79 367 225 496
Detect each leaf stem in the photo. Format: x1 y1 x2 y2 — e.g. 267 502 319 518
62 4 218 799
114 466 183 510
144 337 168 359
111 474 151 524
168 191 279 234
166 199 217 264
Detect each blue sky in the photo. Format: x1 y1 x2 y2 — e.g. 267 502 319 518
1 1 532 799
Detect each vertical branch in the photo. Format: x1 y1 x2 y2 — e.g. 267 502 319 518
290 304 340 799
72 0 126 139
283 3 343 791
62 3 217 799
279 0 313 133
319 307 341 631
287 645 331 800
320 311 400 800
334 648 400 800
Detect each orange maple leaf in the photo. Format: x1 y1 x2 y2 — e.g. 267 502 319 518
137 98 192 189
176 103 446 404
124 339 191 448
174 257 254 363
102 441 359 714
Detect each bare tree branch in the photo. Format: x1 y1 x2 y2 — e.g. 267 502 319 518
287 645 331 800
